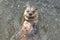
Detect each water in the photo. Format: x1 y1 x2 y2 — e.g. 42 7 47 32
0 0 60 40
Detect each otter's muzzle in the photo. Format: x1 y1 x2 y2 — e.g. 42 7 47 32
29 13 32 16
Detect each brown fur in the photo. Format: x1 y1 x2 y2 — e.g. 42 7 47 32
19 5 40 40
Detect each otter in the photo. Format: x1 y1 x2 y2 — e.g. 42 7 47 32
19 5 40 40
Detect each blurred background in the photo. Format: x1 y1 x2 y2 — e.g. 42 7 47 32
0 0 60 40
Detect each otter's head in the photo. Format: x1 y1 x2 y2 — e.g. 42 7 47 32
24 5 38 20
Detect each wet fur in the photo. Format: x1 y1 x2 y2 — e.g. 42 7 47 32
19 5 40 40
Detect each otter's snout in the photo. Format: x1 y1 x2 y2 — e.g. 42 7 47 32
29 13 32 16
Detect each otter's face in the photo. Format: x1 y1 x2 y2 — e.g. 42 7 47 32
24 6 38 20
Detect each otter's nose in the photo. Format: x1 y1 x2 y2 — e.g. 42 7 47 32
29 13 32 16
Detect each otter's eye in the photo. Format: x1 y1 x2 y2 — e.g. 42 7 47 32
27 11 29 12
32 11 35 13
35 8 38 10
